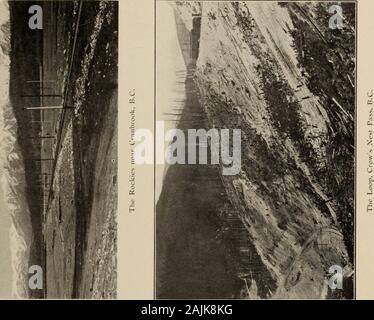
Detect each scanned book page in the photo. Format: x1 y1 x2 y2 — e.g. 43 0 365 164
1 0 374 300
124 0 360 300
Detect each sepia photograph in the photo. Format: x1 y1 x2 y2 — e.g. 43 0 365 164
0 0 118 298
156 0 355 299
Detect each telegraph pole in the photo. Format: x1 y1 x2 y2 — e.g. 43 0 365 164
21 94 62 98
29 136 56 139
33 158 54 162
24 105 72 110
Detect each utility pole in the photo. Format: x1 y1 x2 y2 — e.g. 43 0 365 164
31 120 52 124
33 158 54 162
26 80 56 84
29 136 56 139
24 106 72 110
21 94 62 98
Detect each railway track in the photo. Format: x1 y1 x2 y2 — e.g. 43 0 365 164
45 0 83 212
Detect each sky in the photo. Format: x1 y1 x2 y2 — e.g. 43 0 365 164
155 1 187 202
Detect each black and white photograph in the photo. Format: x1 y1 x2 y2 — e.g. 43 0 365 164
0 0 118 299
156 1 355 299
